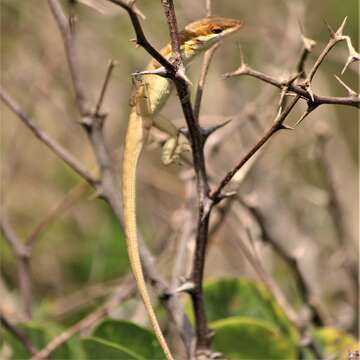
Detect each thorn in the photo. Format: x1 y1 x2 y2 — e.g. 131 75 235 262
212 191 237 203
131 67 168 78
274 106 283 123
222 191 238 198
80 115 93 129
206 329 216 340
307 85 315 102
201 197 214 222
278 73 301 111
171 281 195 294
334 75 358 97
223 43 248 78
128 0 146 20
237 42 246 66
176 67 193 86
288 72 302 84
294 102 318 127
297 17 305 36
302 35 316 51
178 126 190 140
210 352 224 359
223 63 248 78
297 18 316 51
336 16 347 36
278 87 287 110
201 119 232 139
280 124 295 130
324 19 335 38
300 80 315 102
339 35 360 74
341 54 360 75
129 38 139 47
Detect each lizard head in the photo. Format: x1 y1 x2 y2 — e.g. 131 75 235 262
180 16 243 56
150 16 243 69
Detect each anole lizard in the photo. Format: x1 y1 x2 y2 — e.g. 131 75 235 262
122 16 242 360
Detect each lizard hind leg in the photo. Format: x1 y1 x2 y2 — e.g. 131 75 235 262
152 114 189 165
161 133 189 165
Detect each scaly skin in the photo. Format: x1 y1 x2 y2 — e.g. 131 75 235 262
122 16 242 360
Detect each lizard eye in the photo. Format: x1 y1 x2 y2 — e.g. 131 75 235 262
211 27 223 34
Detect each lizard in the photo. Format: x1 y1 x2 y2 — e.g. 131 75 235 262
122 16 243 360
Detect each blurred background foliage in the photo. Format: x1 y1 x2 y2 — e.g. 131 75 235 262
0 0 358 358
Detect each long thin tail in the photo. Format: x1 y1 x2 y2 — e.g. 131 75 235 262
122 110 174 360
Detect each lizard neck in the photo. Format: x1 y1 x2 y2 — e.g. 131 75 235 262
142 39 206 115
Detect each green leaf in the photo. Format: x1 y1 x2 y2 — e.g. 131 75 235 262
92 319 165 360
82 337 143 359
3 322 81 359
312 327 356 359
186 277 299 343
211 317 297 360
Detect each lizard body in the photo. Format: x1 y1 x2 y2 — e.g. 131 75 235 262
122 17 242 360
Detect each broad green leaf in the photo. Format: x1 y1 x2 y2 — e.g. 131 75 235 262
186 277 299 343
3 322 79 359
211 317 297 360
82 336 143 359
92 319 165 359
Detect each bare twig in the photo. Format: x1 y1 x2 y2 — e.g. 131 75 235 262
296 35 316 78
194 43 220 121
334 75 359 98
229 217 300 326
94 60 118 116
139 242 195 356
239 197 324 326
211 95 301 202
307 17 347 82
48 0 90 115
171 172 198 287
1 314 38 356
0 88 98 186
32 279 135 360
25 183 89 247
205 0 212 17
229 209 326 359
314 133 358 285
0 209 32 319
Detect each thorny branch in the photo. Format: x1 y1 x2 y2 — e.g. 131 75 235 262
212 17 359 201
211 95 301 202
159 1 215 356
224 66 359 108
